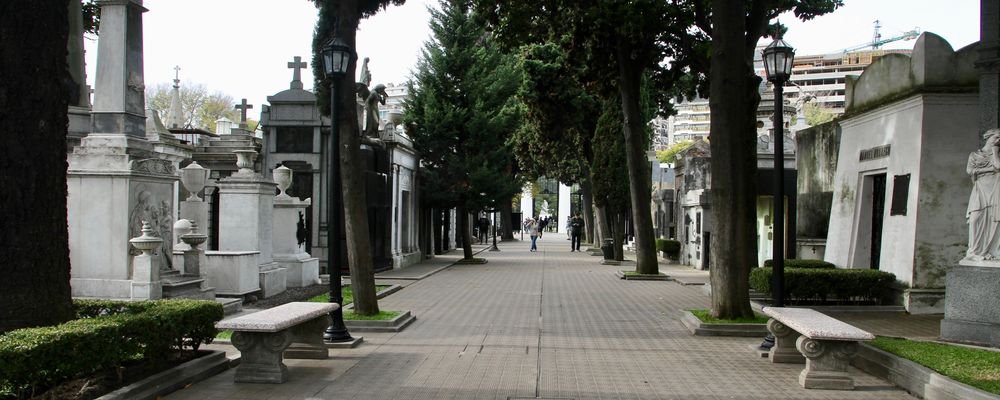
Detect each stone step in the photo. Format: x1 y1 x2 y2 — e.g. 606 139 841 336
162 274 215 301
217 297 243 315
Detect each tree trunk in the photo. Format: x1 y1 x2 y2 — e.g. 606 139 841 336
331 2 378 316
612 208 626 261
459 206 474 259
615 51 658 275
501 201 514 240
581 178 596 246
708 0 756 319
0 1 76 333
595 204 610 248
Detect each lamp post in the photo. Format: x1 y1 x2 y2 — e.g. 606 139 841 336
758 35 795 351
321 36 354 343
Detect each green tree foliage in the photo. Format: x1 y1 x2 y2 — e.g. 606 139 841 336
476 0 703 275
406 0 524 259
657 140 695 164
513 42 598 184
145 83 246 133
804 102 836 126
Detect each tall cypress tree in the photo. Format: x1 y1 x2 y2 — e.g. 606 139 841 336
406 0 523 260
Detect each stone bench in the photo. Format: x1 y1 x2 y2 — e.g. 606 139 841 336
216 302 338 383
762 307 875 390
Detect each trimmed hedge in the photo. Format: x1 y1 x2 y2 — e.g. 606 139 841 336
750 267 896 304
761 259 835 269
655 239 680 255
0 299 222 399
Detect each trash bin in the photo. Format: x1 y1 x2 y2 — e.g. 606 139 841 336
601 238 614 260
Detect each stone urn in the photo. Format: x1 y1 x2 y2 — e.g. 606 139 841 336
129 221 163 255
274 165 293 198
180 161 209 201
180 221 208 249
233 150 257 176
173 219 194 251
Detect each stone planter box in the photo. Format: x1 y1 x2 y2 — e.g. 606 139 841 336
678 310 768 337
344 310 416 332
97 351 229 400
853 343 1000 400
614 270 672 281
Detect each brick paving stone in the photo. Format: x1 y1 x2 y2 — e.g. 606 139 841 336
166 236 916 400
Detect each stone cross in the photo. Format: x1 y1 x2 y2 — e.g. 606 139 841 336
235 98 253 129
287 56 308 90
174 65 181 82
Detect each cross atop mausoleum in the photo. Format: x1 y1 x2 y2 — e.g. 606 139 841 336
288 56 308 90
235 98 253 129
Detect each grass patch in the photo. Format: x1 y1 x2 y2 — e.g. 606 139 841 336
216 330 232 340
689 309 769 324
307 285 390 305
870 336 1000 395
343 310 401 321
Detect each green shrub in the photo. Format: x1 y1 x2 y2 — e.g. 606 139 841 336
749 267 896 304
0 299 223 399
655 239 680 255
761 259 835 269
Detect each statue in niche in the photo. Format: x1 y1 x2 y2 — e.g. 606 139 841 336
965 128 1000 261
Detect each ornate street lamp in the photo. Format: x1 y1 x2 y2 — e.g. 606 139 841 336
759 35 795 351
321 36 354 343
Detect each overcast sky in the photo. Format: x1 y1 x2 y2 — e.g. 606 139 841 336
84 0 979 121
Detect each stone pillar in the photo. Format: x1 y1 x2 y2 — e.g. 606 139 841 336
272 166 318 287
558 183 571 234
91 0 147 137
129 221 162 300
218 151 285 297
391 164 401 261
520 184 534 219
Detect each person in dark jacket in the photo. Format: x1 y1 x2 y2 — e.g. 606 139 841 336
570 213 585 252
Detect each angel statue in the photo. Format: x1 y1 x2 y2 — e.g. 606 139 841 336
363 84 387 139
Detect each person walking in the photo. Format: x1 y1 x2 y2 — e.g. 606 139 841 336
527 217 540 252
570 213 585 252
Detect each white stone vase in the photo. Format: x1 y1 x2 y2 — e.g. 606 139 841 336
129 221 163 255
180 161 209 201
233 150 257 175
274 165 293 198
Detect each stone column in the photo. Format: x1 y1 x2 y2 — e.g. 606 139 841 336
91 0 147 137
180 222 208 277
391 164 401 260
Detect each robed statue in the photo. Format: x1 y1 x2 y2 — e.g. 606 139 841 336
966 128 1000 261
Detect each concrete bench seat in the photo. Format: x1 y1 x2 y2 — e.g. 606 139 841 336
762 307 875 390
216 302 339 383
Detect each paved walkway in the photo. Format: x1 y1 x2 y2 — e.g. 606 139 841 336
167 235 919 400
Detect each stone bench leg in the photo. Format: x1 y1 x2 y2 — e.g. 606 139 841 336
231 330 294 383
767 319 804 364
796 336 859 390
284 315 333 360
